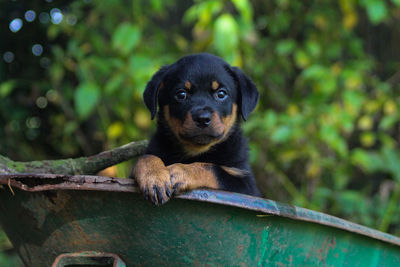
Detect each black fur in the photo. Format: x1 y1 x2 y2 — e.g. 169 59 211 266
141 53 261 197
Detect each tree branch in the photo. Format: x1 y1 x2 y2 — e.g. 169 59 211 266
0 140 148 175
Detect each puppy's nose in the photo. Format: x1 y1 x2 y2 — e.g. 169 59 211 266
192 109 212 128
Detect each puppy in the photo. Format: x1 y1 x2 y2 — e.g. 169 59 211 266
133 53 261 205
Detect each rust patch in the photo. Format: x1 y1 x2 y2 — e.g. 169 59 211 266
317 236 336 264
238 245 244 258
211 80 219 90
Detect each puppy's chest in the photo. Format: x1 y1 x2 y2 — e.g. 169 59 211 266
161 148 241 167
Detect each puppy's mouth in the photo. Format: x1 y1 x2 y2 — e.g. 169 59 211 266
179 132 223 145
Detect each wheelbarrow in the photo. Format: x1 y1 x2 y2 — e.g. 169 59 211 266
0 174 400 266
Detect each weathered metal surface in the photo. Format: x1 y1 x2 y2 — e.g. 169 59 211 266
1 174 400 266
52 251 126 267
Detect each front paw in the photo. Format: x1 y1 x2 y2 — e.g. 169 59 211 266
167 163 189 194
133 155 173 205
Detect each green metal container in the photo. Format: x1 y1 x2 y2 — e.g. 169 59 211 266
0 174 400 266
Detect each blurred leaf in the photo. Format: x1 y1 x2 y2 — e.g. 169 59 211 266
150 0 163 12
320 125 348 157
74 82 100 120
213 14 239 63
107 122 124 139
271 126 291 144
112 23 141 55
383 100 397 115
183 0 223 25
276 39 295 55
231 0 252 22
393 0 400 6
302 65 336 95
358 115 373 130
360 132 375 147
294 49 310 68
379 115 398 130
382 148 400 182
0 80 16 98
361 0 388 24
134 109 151 129
305 40 321 58
105 74 125 95
128 55 154 92
64 121 78 135
343 90 365 117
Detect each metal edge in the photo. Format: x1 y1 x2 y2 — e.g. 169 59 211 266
51 251 126 267
1 174 400 247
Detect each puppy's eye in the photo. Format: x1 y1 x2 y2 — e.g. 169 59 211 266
175 89 188 101
214 88 228 101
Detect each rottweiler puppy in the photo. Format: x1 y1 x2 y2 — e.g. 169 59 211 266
133 53 261 205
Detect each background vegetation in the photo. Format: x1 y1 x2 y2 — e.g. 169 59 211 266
1 0 400 264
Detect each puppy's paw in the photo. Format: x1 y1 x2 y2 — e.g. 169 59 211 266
167 162 219 194
167 163 189 194
133 155 173 205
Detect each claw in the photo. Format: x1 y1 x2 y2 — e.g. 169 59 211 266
165 182 172 198
156 186 165 205
152 185 159 205
143 188 149 201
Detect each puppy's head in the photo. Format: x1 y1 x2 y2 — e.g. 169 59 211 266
143 53 259 155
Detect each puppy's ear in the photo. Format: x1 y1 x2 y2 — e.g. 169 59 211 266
143 65 170 120
230 66 259 120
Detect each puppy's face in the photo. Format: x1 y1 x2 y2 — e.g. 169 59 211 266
144 53 259 156
161 64 238 155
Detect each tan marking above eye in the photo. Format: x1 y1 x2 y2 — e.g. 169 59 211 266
211 80 219 90
184 81 192 90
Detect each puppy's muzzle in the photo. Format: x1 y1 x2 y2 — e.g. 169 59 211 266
192 107 212 128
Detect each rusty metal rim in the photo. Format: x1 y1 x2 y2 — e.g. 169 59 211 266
1 173 400 247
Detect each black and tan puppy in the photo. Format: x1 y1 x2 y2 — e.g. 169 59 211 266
133 53 261 205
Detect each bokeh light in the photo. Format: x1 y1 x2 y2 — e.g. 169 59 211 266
39 12 50 24
32 44 43 56
9 18 23 32
36 96 48 109
46 90 58 102
24 10 36 22
3 51 14 63
26 117 41 129
66 14 77 25
50 8 63 24
40 57 51 68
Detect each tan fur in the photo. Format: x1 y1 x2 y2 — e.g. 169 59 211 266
133 155 219 202
167 162 218 191
222 104 237 137
163 104 238 156
184 81 192 90
133 155 170 201
221 166 248 177
211 80 219 90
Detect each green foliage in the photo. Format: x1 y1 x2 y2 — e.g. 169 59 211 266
74 82 101 120
1 1 400 256
0 229 22 266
